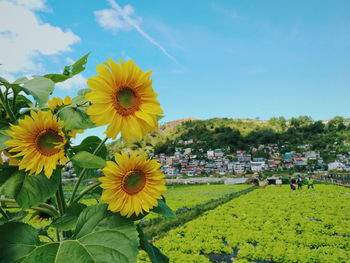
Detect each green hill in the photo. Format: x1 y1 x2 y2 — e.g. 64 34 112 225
107 116 350 162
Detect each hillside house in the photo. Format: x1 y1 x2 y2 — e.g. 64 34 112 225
328 161 345 171
251 161 266 172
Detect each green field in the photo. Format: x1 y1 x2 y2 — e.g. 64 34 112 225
22 183 250 237
138 185 350 263
144 184 251 220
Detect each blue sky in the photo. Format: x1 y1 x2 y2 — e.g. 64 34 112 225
1 0 350 141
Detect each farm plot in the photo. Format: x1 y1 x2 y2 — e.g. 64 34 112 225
144 184 251 220
160 184 250 212
138 185 350 263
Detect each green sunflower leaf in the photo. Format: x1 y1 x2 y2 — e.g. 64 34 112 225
0 222 41 262
0 211 28 226
21 76 55 107
72 136 107 159
0 129 11 150
152 200 176 219
137 226 169 263
44 53 90 83
51 203 87 231
71 151 106 169
0 169 60 209
0 165 18 186
0 204 139 263
72 88 90 104
71 53 90 76
58 107 95 130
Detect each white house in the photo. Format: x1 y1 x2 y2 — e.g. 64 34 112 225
328 161 345 171
207 150 214 158
233 162 245 173
250 161 266 172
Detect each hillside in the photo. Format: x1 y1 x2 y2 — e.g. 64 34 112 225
107 116 350 161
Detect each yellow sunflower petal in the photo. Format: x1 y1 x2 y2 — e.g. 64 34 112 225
4 110 67 178
86 58 163 141
99 151 166 217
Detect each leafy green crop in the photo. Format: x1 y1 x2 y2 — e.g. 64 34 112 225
139 185 350 263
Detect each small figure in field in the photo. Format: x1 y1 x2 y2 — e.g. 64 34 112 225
290 178 296 190
307 177 314 189
297 176 303 190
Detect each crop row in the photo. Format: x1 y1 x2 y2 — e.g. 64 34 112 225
138 185 350 263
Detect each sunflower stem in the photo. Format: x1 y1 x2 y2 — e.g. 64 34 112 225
0 198 59 217
72 182 101 204
0 198 16 203
55 191 64 216
0 89 16 123
68 137 108 205
0 207 9 220
31 206 58 218
56 230 61 242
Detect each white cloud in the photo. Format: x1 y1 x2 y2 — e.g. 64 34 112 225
0 1 80 75
4 0 49 11
94 5 142 33
94 0 176 63
56 74 86 90
65 57 75 64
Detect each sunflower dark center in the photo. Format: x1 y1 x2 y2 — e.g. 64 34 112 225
36 129 63 156
122 170 146 194
115 87 140 116
117 88 137 108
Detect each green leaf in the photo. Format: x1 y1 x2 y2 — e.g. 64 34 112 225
42 74 69 83
44 53 90 84
8 95 33 112
51 203 87 231
2 81 24 95
0 76 9 84
21 77 55 106
0 204 139 263
58 107 95 130
138 226 169 263
0 165 18 186
0 129 11 150
72 136 107 159
152 200 176 219
0 169 60 209
71 53 90 76
0 211 28 226
156 115 165 121
71 151 106 169
72 88 90 104
0 222 40 262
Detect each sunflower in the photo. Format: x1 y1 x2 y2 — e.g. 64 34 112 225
86 59 163 142
47 96 72 111
99 151 166 217
5 110 68 178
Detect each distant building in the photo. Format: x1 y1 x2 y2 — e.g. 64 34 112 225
304 151 320 160
207 150 214 158
328 161 345 171
237 152 251 162
214 149 224 157
233 162 245 173
165 167 179 176
250 161 265 172
184 148 192 155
